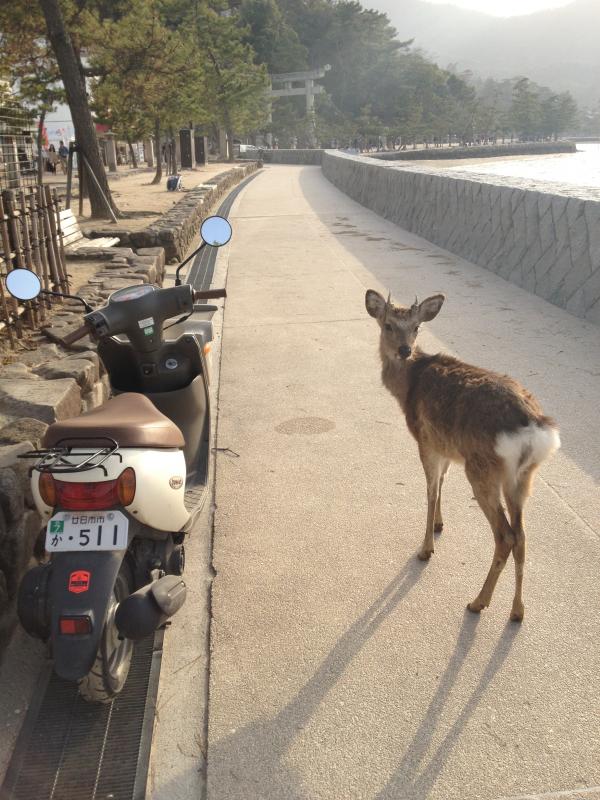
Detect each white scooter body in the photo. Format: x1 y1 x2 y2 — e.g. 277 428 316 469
32 448 190 532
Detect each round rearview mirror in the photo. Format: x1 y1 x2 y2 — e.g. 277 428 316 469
5 269 42 301
200 215 232 247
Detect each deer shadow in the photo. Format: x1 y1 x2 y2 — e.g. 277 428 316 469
374 615 520 800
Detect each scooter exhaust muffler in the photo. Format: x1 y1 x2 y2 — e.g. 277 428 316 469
115 575 186 641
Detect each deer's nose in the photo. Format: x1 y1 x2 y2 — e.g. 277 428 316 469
399 345 412 359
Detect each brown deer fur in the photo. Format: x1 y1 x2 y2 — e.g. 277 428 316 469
365 289 560 621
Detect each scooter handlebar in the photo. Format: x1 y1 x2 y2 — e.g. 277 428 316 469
193 289 227 300
62 323 90 346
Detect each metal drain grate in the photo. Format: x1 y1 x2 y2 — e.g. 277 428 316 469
1 631 163 800
187 171 259 291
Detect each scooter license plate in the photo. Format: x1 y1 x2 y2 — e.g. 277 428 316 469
46 511 129 552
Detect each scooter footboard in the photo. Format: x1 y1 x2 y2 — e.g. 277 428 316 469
49 550 125 681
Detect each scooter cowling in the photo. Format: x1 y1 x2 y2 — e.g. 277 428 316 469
115 574 186 641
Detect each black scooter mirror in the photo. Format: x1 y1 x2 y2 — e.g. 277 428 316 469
200 215 232 247
6 268 42 301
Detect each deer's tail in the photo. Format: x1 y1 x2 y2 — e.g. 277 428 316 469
495 420 561 490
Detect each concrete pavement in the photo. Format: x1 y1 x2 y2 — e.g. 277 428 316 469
207 165 600 799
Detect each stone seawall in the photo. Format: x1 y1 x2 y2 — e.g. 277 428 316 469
368 141 576 161
239 149 323 165
322 150 600 325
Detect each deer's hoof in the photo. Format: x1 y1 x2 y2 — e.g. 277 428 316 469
510 605 524 623
417 549 433 561
467 600 485 614
434 522 444 534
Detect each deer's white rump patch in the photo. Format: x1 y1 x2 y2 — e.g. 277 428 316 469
495 423 561 483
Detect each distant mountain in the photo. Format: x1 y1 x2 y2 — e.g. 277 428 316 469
371 0 600 105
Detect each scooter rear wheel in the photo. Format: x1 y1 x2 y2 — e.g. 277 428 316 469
78 560 134 703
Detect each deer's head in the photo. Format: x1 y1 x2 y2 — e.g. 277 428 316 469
365 289 445 361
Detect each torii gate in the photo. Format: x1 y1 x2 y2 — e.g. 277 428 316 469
268 65 331 146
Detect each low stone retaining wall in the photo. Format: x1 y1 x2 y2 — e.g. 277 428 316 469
322 150 600 325
88 163 260 262
368 141 576 161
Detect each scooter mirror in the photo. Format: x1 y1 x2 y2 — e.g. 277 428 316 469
5 268 42 301
200 215 232 247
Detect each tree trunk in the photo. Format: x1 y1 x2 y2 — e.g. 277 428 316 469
126 135 138 168
226 129 235 162
168 128 177 174
37 108 46 185
38 0 119 219
151 118 162 185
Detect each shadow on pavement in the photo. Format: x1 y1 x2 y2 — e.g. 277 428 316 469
208 561 424 799
374 614 519 800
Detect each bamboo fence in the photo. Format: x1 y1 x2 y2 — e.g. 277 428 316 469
0 185 70 348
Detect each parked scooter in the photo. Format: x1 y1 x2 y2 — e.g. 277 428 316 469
5 215 232 702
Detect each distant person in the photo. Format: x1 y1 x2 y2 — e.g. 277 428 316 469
58 140 69 173
47 144 59 173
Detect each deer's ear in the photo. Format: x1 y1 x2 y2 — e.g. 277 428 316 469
417 294 445 322
365 289 386 319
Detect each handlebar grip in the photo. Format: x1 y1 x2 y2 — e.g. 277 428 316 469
62 323 90 346
193 289 227 300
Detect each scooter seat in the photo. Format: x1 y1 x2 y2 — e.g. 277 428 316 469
43 393 185 449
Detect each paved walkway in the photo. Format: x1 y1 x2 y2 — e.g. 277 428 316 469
207 165 600 800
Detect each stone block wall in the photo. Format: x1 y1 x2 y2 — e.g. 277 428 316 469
87 162 260 262
322 150 600 325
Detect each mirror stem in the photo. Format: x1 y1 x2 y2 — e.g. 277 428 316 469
41 290 93 313
175 241 206 286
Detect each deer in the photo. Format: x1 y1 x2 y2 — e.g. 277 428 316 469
365 289 560 621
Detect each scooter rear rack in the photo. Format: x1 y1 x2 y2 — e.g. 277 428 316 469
19 437 122 477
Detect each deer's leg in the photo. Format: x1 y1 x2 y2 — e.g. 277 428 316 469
434 460 450 533
417 447 444 561
466 464 515 613
503 466 536 623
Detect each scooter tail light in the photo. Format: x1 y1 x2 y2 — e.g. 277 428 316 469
59 616 92 635
117 468 136 506
49 468 136 511
39 472 57 507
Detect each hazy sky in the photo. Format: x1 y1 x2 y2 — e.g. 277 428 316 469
421 0 572 16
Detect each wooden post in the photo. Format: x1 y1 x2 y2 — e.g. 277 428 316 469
0 194 23 338
44 185 69 293
17 190 38 328
31 190 51 309
78 155 86 217
2 190 26 269
52 188 68 291
0 269 15 347
80 152 118 224
38 186 61 292
66 143 75 209
27 189 47 319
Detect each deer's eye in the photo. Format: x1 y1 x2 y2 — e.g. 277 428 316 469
384 323 392 332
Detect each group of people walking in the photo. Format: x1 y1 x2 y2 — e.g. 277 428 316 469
43 141 69 174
